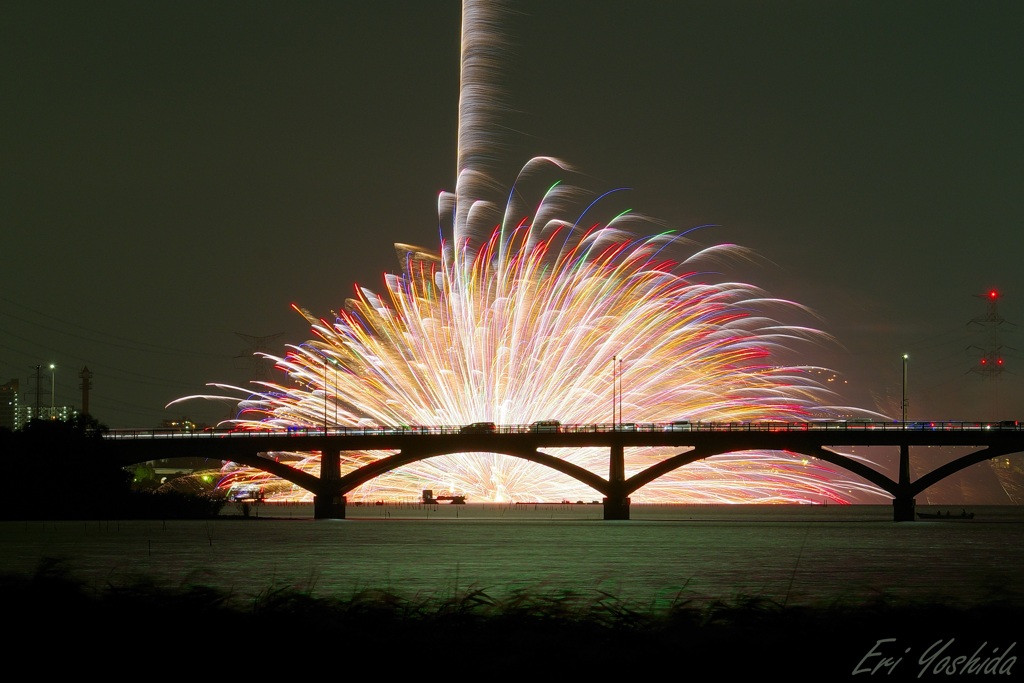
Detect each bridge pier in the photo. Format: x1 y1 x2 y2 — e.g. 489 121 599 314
314 494 347 519
892 496 916 522
604 443 630 520
892 443 915 521
314 447 346 519
603 495 631 520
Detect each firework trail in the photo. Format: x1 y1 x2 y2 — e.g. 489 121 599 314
173 0 889 505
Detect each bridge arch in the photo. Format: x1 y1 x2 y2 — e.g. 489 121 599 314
910 445 1018 497
332 445 610 496
619 445 897 498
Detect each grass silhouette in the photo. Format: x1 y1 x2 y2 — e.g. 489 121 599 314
4 557 1019 678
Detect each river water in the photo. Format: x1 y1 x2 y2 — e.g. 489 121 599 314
3 503 1022 612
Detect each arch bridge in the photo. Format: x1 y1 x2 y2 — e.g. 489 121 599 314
99 421 1024 521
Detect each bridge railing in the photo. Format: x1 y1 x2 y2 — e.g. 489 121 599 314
100 420 1019 440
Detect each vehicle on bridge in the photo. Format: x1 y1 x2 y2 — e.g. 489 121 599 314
663 420 692 431
530 420 561 433
460 421 497 434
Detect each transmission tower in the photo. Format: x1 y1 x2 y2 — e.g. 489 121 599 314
967 289 1014 378
235 332 284 382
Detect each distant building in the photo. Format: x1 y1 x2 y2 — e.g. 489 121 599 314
18 404 78 425
0 379 19 430
1 375 84 429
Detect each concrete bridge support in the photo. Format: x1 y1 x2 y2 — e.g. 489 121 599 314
314 493 347 520
893 443 916 522
603 495 631 520
603 443 631 520
892 496 916 522
314 447 346 520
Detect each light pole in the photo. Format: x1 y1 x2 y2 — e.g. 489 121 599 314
901 353 908 426
612 355 617 427
618 356 624 426
49 363 56 420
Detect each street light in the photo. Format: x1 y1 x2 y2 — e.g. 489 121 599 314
618 356 624 426
611 355 625 428
612 355 617 427
49 363 56 420
901 353 908 426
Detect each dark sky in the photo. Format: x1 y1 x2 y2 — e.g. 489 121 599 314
3 0 1022 429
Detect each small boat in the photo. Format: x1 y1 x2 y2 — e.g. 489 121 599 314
917 510 974 520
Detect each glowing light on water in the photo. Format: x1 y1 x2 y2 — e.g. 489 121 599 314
171 0 888 505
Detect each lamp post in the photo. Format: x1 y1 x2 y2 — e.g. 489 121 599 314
618 356 624 426
49 363 56 420
901 353 908 427
612 355 617 427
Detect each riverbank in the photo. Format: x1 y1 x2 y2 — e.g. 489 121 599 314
5 505 1022 677
4 556 1019 678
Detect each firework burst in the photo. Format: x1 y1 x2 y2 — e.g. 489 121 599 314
176 157 886 505
172 0 888 505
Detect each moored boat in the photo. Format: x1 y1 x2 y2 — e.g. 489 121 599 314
917 510 974 520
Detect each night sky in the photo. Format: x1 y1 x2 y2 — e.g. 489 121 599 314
3 1 1022 430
